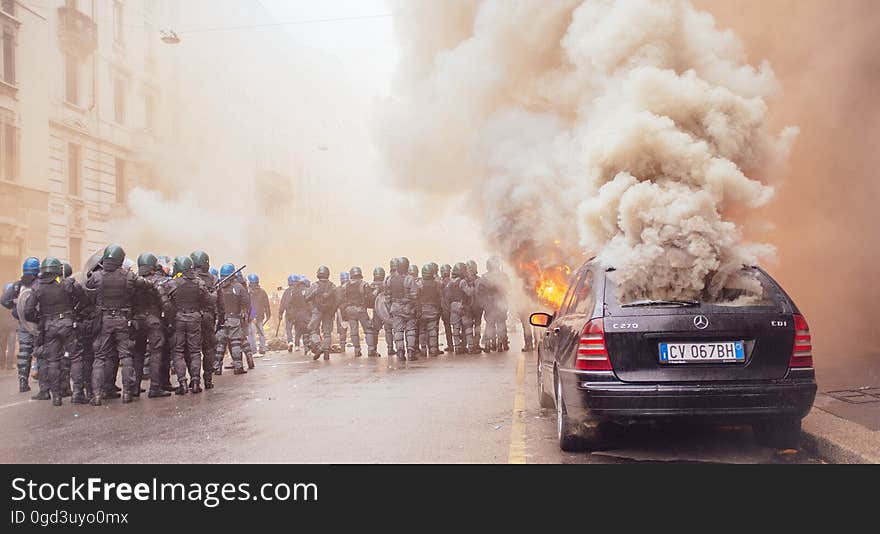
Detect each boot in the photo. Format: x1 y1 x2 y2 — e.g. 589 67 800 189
354 350 363 358
204 379 214 390
62 385 73 398
501 341 510 352
18 378 30 393
408 352 420 362
445 346 454 353
430 349 442 357
104 390 121 400
90 393 102 406
234 367 247 375
175 380 188 396
31 390 51 401
288 342 294 353
469 346 482 355
323 352 330 361
52 395 63 407
397 352 407 362
521 344 533 352
190 380 203 394
312 351 321 361
455 348 466 355
246 354 255 370
485 340 496 353
162 383 177 392
122 391 133 404
148 387 171 398
72 393 89 405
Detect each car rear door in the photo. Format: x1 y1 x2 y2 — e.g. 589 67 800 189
552 267 596 370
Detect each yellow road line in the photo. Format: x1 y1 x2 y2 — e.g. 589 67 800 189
508 353 527 464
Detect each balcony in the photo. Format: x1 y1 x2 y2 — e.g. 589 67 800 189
58 6 97 57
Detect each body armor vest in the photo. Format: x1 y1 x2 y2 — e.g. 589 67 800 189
389 275 405 300
420 280 441 306
220 285 242 316
99 269 129 310
446 279 465 302
133 274 162 314
173 277 201 313
345 281 366 307
40 281 73 316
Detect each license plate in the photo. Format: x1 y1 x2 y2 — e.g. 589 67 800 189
659 341 745 364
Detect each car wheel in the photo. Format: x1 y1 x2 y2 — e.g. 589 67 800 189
556 375 584 452
537 355 554 409
753 418 802 449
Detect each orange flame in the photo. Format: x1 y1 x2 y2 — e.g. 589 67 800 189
517 260 572 310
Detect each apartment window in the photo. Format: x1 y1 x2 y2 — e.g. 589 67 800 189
113 1 125 46
115 157 126 204
69 237 82 272
1 31 14 85
68 143 81 195
114 78 125 124
65 54 79 105
1 0 14 16
0 121 18 180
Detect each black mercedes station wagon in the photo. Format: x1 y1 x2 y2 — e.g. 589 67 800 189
530 260 817 451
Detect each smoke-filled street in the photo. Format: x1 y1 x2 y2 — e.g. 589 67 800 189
0 336 819 464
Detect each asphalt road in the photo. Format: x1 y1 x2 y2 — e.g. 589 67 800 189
0 334 819 464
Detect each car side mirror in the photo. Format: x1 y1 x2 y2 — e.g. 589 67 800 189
530 312 553 328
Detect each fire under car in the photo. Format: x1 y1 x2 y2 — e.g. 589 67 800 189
530 260 817 452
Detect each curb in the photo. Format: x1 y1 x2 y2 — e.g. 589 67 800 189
801 408 880 464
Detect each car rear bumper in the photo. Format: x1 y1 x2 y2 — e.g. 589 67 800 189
559 369 817 423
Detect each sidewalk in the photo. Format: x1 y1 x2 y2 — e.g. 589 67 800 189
802 352 880 463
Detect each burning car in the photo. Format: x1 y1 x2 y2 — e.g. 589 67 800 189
529 259 817 452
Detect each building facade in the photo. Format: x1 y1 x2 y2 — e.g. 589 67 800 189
1 0 168 283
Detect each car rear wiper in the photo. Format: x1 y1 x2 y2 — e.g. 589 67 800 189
621 299 701 308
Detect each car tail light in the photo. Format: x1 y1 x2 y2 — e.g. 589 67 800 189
790 314 813 368
577 319 612 371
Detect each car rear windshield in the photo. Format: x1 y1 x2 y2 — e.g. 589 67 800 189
605 267 787 313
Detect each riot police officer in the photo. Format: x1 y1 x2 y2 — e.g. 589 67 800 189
279 275 300 352
370 267 392 357
342 267 377 357
86 245 157 405
215 263 250 375
305 266 337 360
247 274 270 355
385 257 419 361
1 257 40 392
467 260 485 352
191 251 219 388
335 271 350 351
439 264 455 353
417 265 443 357
481 256 510 352
23 258 85 405
446 263 477 354
132 253 170 398
165 256 213 394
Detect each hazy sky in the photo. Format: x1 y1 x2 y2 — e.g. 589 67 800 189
260 0 399 98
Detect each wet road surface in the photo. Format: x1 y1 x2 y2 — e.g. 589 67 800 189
0 336 819 464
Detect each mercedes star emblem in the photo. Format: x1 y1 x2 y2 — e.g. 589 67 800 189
693 315 710 330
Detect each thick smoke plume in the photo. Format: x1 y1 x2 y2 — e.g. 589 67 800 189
377 0 797 304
